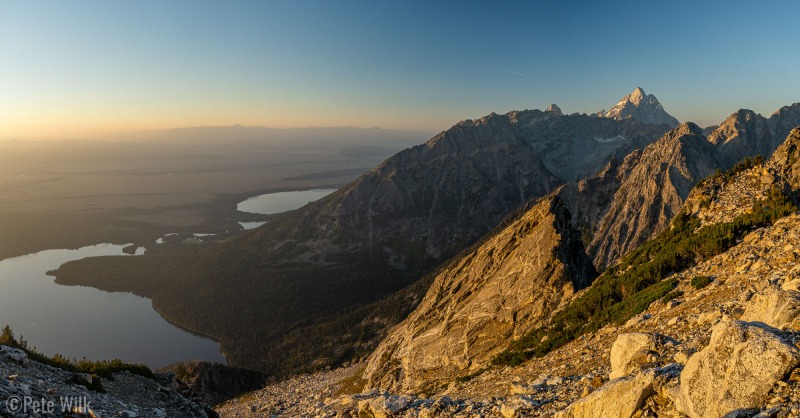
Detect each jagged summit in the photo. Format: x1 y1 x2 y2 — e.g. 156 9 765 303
598 87 680 127
629 86 647 103
546 103 563 115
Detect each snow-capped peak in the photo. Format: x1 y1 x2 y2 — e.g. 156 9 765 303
546 104 563 116
598 88 679 127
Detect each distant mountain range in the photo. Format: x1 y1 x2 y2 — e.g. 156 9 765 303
51 88 800 383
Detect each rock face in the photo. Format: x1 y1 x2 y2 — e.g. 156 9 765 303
710 104 800 169
559 150 643 245
163 361 268 406
708 109 774 168
674 318 800 418
588 123 718 269
574 104 800 270
598 87 680 127
248 110 667 268
769 127 800 192
546 103 563 115
362 194 596 392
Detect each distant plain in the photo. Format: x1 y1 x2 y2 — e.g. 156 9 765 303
0 126 428 260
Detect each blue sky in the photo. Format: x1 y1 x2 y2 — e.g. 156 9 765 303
1 0 798 138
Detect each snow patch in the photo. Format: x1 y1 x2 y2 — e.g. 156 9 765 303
595 135 627 143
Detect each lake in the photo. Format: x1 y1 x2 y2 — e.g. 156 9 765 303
237 189 337 215
0 244 225 368
0 188 339 369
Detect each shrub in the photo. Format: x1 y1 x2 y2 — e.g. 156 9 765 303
690 276 714 289
661 290 684 303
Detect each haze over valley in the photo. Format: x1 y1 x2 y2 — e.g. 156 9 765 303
2 1 800 417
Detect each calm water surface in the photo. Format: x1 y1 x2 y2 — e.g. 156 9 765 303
0 189 340 368
237 189 336 215
0 244 224 368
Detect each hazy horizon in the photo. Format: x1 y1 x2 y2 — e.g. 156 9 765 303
2 0 799 139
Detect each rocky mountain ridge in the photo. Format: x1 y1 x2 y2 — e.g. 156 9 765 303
247 107 668 269
569 102 800 270
582 122 719 270
217 129 800 417
361 194 596 393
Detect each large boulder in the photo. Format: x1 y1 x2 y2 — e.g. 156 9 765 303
674 318 800 418
556 370 655 418
741 287 800 330
609 333 659 379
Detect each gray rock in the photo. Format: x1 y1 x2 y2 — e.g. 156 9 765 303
609 333 659 379
556 369 656 418
741 286 800 330
673 318 800 418
0 346 28 365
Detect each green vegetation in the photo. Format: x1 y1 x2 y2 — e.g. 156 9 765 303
494 182 795 367
702 155 764 186
661 290 684 303
728 155 765 178
691 275 714 289
1 325 154 385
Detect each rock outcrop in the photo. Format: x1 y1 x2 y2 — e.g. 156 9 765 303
597 87 680 127
557 369 656 418
162 361 268 406
608 333 659 380
673 318 800 418
361 194 596 392
769 127 800 192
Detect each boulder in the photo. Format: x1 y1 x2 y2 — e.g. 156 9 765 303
609 333 658 379
741 287 800 330
556 370 655 418
499 395 540 418
0 345 29 365
674 318 800 418
358 395 410 418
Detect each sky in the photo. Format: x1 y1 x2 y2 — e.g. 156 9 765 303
1 0 799 139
